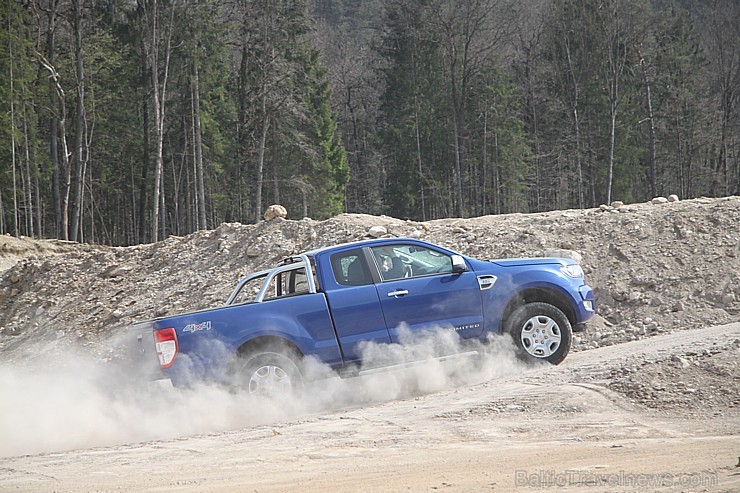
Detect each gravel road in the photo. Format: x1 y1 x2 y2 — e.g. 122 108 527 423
1 323 737 493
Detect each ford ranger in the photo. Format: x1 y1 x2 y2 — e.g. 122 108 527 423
128 238 595 394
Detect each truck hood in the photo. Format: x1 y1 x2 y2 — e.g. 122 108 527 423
488 257 569 267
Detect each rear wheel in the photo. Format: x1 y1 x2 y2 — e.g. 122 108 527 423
505 302 572 365
235 350 304 397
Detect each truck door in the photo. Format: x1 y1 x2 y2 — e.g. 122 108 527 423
370 244 484 342
323 248 392 362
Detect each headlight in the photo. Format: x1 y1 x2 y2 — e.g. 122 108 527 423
561 264 584 278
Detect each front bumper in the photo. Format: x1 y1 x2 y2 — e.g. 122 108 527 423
576 284 596 326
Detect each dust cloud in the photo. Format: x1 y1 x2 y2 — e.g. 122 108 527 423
0 328 531 458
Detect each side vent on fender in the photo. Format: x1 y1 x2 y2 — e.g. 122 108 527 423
477 275 497 290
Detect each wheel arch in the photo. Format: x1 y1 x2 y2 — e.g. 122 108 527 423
501 286 577 332
235 335 304 360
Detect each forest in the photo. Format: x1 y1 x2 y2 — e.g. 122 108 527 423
1 0 738 245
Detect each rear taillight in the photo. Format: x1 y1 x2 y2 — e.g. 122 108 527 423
154 328 178 368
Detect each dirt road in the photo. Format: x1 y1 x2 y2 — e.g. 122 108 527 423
1 323 737 492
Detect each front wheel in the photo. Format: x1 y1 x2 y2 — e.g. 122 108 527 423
504 302 572 365
234 350 304 397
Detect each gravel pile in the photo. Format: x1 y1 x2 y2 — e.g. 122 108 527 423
0 196 737 363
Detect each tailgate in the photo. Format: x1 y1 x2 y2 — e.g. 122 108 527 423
124 322 162 379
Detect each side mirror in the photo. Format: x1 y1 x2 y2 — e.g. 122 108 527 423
451 255 468 273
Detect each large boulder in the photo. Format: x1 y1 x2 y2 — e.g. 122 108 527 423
264 204 288 221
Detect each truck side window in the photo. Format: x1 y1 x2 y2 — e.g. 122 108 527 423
287 268 309 295
230 272 268 304
267 267 309 300
331 249 372 286
372 244 453 280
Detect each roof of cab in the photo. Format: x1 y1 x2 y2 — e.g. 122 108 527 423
302 237 424 257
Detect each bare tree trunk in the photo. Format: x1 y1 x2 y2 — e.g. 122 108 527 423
493 131 500 214
414 100 425 221
272 152 280 205
451 64 466 218
33 140 42 236
482 109 488 215
38 43 73 241
184 112 193 232
192 59 207 229
528 63 541 212
159 167 167 239
22 102 34 237
130 158 138 244
148 0 162 242
147 0 175 242
587 119 597 207
46 0 62 239
69 0 86 241
255 101 269 223
254 1 271 224
138 44 149 243
607 103 617 205
80 85 96 243
601 0 629 205
637 45 658 198
565 40 584 208
8 14 19 236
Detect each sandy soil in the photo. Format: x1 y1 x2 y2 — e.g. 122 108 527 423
1 323 737 493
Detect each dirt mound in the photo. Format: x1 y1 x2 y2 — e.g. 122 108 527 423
0 197 738 361
0 235 82 272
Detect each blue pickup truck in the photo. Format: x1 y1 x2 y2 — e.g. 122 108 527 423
128 238 595 394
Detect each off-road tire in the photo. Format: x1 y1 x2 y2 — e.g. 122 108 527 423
504 302 572 365
235 350 304 397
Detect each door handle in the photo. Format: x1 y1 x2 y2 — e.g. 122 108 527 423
387 289 409 297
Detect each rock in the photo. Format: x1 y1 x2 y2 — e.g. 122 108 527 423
651 196 669 204
668 194 680 203
672 355 691 368
102 265 128 278
407 230 421 239
608 243 630 261
451 227 466 234
599 204 611 211
367 225 387 238
721 292 736 305
505 404 525 412
263 204 287 221
611 201 624 209
9 271 20 284
672 301 685 312
35 306 45 317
